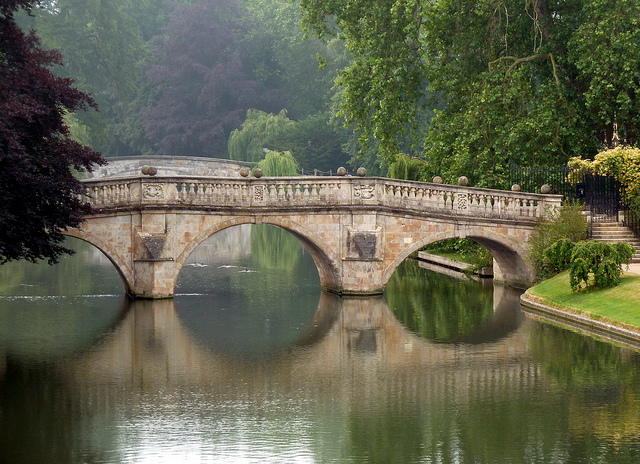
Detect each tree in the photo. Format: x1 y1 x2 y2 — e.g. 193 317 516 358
228 109 295 163
0 0 103 264
142 0 283 157
300 0 640 187
18 0 148 154
254 150 299 176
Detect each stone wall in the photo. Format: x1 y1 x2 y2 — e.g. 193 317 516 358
86 155 250 178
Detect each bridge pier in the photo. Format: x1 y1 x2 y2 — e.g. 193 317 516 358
132 259 176 299
339 260 385 296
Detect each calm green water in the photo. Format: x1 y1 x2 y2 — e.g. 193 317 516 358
1 225 640 463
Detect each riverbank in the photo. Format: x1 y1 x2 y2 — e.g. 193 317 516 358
416 251 493 277
521 264 640 350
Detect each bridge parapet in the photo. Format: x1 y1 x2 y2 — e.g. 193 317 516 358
81 176 562 221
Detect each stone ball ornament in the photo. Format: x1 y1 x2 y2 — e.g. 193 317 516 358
357 167 367 177
458 176 468 186
253 168 263 178
511 184 521 192
432 176 443 184
141 165 157 176
239 166 250 177
337 167 347 176
541 184 551 194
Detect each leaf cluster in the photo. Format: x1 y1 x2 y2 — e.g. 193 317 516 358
528 201 589 280
253 150 299 177
386 153 428 181
569 146 640 213
569 241 635 291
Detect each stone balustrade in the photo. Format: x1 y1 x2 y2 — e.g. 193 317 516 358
81 176 562 221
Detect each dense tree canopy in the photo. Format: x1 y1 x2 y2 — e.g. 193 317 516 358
143 0 284 157
300 0 640 187
0 0 103 263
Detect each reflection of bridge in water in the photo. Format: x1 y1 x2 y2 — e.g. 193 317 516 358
58 286 541 406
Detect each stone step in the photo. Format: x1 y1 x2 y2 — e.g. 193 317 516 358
591 222 640 264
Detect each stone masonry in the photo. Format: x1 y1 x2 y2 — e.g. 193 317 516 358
67 175 562 298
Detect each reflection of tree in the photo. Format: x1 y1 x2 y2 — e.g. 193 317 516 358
385 259 493 342
530 323 640 449
249 224 301 272
0 361 118 463
0 238 122 297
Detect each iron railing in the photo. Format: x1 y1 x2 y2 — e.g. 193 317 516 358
624 206 640 239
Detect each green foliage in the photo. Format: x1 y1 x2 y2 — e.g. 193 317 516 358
18 0 147 154
528 201 589 280
230 110 349 171
387 153 428 181
543 239 576 277
423 238 493 269
229 109 295 162
254 150 299 177
569 241 635 291
300 0 640 185
300 0 428 161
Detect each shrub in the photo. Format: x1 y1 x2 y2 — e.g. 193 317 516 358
528 200 589 280
543 238 575 276
569 240 635 291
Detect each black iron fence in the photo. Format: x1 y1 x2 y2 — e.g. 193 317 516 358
624 206 640 238
509 164 623 226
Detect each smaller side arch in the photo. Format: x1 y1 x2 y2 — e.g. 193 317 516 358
63 229 135 296
382 226 534 289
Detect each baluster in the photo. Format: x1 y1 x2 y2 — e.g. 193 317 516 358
310 182 319 202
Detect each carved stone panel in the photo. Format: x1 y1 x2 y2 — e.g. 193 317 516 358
143 184 165 200
353 184 375 200
137 233 166 260
346 227 381 261
253 185 265 202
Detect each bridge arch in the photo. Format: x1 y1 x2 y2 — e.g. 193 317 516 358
62 229 135 296
175 216 343 294
382 225 533 289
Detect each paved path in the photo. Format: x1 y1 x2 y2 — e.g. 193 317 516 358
626 263 640 275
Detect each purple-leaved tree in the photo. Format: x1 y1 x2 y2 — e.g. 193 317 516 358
0 0 104 263
143 0 283 157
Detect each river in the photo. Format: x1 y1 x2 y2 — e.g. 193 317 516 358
1 224 640 463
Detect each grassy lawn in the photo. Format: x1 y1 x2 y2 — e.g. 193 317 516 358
527 271 640 328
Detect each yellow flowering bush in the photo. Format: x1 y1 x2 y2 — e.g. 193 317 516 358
568 146 640 212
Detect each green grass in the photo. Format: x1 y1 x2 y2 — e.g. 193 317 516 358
527 271 640 328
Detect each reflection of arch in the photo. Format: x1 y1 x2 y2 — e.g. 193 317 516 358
457 284 526 344
382 225 533 289
175 216 343 294
62 230 134 295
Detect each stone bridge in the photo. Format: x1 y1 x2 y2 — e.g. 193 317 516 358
67 175 562 298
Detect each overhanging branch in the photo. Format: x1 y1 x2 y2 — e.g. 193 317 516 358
489 53 560 86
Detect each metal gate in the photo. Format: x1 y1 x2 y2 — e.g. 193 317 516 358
578 173 621 223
